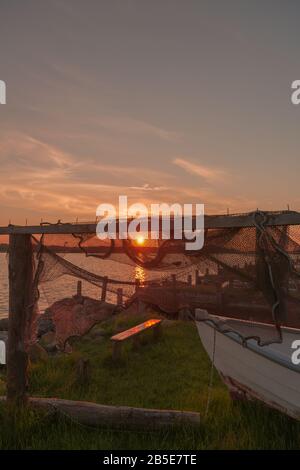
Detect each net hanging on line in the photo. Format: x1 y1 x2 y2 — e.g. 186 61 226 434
25 210 300 347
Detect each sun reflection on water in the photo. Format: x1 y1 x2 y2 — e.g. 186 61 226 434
135 265 146 285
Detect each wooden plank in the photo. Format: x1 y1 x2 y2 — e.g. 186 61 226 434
0 211 300 234
0 396 201 429
7 234 34 406
111 319 161 342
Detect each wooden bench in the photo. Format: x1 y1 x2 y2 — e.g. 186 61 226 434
111 319 162 360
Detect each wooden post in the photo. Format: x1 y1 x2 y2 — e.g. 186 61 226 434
195 269 200 285
135 279 140 292
76 358 90 386
7 234 34 406
77 280 82 297
171 274 176 286
187 274 192 286
117 288 123 306
101 276 108 302
138 300 146 314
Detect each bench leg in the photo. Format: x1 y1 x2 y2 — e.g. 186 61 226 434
112 342 122 361
153 323 162 340
133 335 141 349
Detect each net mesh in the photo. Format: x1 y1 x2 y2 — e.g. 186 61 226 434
22 210 300 347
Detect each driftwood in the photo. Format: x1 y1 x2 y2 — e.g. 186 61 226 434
0 396 201 430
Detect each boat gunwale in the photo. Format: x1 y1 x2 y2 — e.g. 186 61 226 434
195 316 300 374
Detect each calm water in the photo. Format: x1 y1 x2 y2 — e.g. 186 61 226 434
0 253 164 319
0 251 257 320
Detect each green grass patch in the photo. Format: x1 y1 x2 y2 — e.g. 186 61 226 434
0 312 299 449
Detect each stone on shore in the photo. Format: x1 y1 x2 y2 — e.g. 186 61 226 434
37 296 117 350
28 343 48 363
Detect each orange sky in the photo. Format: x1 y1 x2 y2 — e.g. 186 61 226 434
1 1 300 226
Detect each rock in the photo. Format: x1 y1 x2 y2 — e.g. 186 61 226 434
87 327 106 340
64 342 73 354
37 311 55 338
39 296 117 348
39 331 58 353
28 343 48 363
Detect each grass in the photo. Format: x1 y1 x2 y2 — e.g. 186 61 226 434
0 311 299 450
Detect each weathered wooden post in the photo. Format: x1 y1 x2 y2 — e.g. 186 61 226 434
101 276 108 302
195 269 200 285
117 288 123 306
171 274 176 286
75 357 91 386
187 274 192 286
135 279 140 292
77 280 82 297
7 234 34 406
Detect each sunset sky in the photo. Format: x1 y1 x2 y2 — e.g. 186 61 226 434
1 0 300 225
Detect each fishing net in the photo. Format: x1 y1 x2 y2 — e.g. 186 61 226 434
20 210 300 347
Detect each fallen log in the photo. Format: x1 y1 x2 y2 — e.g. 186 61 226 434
0 396 201 430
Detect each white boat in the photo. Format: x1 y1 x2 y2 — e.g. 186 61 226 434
0 340 5 365
195 309 300 420
0 332 7 365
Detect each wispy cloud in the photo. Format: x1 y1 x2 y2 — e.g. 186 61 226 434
0 133 255 224
94 116 182 143
0 133 175 221
129 183 168 191
173 158 226 182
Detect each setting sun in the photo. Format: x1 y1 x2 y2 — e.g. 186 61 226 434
136 236 145 245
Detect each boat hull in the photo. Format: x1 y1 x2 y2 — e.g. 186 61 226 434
0 341 5 365
195 313 300 419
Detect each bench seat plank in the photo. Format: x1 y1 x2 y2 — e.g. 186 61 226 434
111 319 161 342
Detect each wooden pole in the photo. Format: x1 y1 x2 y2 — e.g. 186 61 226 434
2 211 300 235
187 274 192 285
7 234 34 406
77 280 82 297
117 288 123 306
101 276 108 302
195 269 200 285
